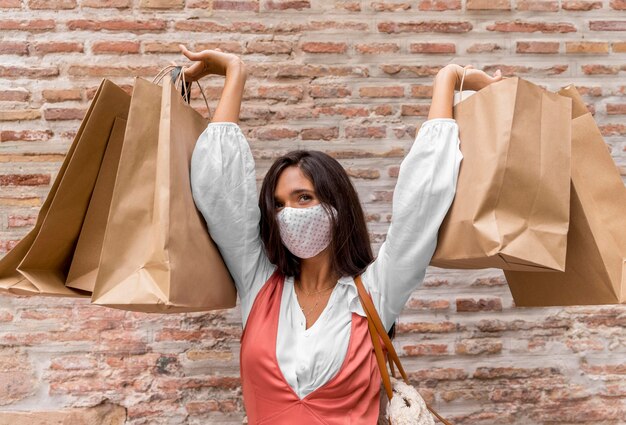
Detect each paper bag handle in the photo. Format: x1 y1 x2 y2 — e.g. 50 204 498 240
355 275 453 425
152 66 211 118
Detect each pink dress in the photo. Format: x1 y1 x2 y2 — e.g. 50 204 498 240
240 269 382 424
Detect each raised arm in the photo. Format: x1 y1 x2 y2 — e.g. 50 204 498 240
180 44 247 123
362 64 502 331
182 46 275 326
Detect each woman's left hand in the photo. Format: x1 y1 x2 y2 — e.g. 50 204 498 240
451 64 503 91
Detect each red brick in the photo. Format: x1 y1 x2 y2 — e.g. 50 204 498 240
0 0 21 7
599 123 626 136
42 89 82 102
516 0 559 11
254 127 299 140
378 21 472 33
246 40 292 54
335 1 360 11
381 64 441 76
516 41 560 53
44 108 86 121
257 85 303 102
0 89 29 102
406 298 450 310
467 43 503 53
410 42 456 54
0 41 28 55
566 41 609 54
355 43 400 54
373 105 393 116
589 20 626 31
28 0 76 8
1 130 53 142
359 86 404 98
607 104 626 114
397 321 457 333
31 42 84 54
195 41 244 53
372 190 393 202
582 64 621 74
418 0 461 10
7 215 37 228
613 41 626 52
92 41 140 54
185 399 238 414
139 0 183 8
0 19 54 31
467 0 510 9
0 66 59 79
82 0 131 6
371 1 411 11
300 127 339 140
410 85 433 98
143 41 183 53
301 42 347 54
403 344 448 356
0 109 41 120
456 297 503 312
0 174 50 186
456 338 503 355
611 0 626 9
345 168 380 179
264 0 310 10
213 0 259 10
401 104 430 116
474 366 560 379
309 85 351 98
0 310 13 322
471 276 507 287
345 125 387 139
482 64 568 75
68 65 159 77
487 20 577 33
67 19 167 32
562 0 602 10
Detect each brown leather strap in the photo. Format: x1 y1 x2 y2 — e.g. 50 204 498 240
355 275 454 425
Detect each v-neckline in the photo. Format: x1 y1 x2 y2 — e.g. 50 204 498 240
275 277 357 401
290 276 338 332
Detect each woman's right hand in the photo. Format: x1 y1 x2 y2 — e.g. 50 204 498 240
179 44 246 81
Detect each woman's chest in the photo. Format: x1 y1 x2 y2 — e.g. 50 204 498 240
275 281 354 398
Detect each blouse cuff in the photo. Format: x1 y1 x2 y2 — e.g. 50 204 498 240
207 121 240 128
420 118 456 127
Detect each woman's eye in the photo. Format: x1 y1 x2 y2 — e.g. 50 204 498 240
299 194 312 202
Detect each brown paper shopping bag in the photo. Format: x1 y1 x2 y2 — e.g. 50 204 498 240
504 86 626 306
90 74 236 312
429 77 572 271
0 80 130 296
65 115 127 292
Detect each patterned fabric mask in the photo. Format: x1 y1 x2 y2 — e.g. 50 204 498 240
277 203 336 259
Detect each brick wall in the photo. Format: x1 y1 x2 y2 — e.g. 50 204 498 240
1 0 625 424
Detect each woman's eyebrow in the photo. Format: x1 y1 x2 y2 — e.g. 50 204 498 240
274 188 313 202
289 188 312 196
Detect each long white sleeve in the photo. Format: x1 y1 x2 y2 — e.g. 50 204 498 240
189 122 275 326
361 118 463 331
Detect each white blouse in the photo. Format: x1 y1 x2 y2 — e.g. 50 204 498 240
190 118 463 399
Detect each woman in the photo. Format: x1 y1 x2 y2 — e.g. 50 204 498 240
181 44 502 423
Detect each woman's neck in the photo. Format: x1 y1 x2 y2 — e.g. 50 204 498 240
297 247 339 292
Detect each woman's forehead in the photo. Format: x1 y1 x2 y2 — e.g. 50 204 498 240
274 166 314 197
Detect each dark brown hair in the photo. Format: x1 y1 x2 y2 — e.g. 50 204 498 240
259 150 396 338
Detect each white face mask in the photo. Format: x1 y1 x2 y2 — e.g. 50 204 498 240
277 203 336 259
